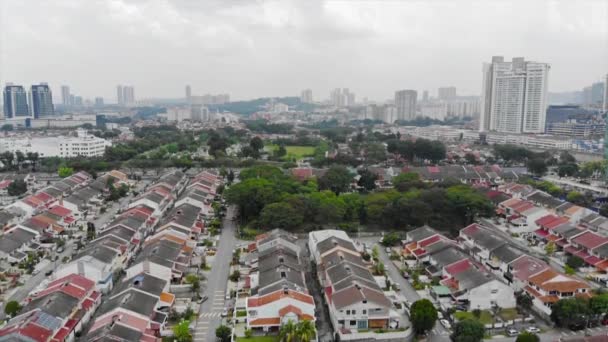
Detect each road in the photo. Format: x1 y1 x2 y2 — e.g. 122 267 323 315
0 241 75 320
193 205 238 342
358 237 450 341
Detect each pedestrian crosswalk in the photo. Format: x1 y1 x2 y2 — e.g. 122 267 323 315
198 312 222 318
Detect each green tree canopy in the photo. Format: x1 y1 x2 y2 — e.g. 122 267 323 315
4 300 21 317
58 166 74 178
550 297 591 328
7 179 27 196
215 325 232 342
410 299 438 334
172 320 192 342
516 332 540 342
318 165 352 195
450 319 485 342
259 202 304 230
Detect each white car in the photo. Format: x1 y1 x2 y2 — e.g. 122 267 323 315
439 319 451 330
385 247 392 253
221 308 228 317
526 326 540 333
506 328 519 337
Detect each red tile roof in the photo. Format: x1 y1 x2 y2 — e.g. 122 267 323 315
247 289 314 307
535 229 549 238
571 231 608 250
461 223 481 236
545 217 570 230
419 235 441 247
444 259 470 276
584 255 603 266
0 180 12 189
48 205 71 217
535 215 559 227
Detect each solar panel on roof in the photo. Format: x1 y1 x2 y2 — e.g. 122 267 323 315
35 311 62 331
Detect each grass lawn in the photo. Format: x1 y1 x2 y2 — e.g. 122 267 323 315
498 308 519 320
236 337 279 342
266 144 315 160
454 310 494 325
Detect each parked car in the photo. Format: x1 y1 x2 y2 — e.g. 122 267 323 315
385 247 392 253
402 271 410 279
440 319 451 330
44 270 53 276
601 316 608 325
221 308 228 317
198 295 208 304
57 247 64 253
506 328 519 337
526 326 540 334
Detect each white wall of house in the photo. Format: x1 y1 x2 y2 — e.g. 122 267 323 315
461 280 515 310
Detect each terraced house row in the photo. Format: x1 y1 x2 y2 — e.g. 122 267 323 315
0 169 223 341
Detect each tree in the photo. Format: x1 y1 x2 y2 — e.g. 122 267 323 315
15 151 25 170
259 202 304 230
550 297 591 328
215 325 232 342
318 165 352 195
296 320 316 342
250 136 264 152
464 153 478 165
450 319 485 342
589 293 608 322
557 163 579 178
516 332 540 342
373 261 385 276
229 270 240 282
4 300 21 317
275 145 287 158
410 299 438 335
544 241 556 256
0 151 14 170
227 170 235 184
357 168 378 191
279 320 297 342
185 274 200 295
381 232 400 246
58 166 74 178
7 179 27 196
566 255 584 270
516 292 533 314
173 320 193 342
600 204 608 217
527 158 547 176
1 124 13 131
566 191 587 206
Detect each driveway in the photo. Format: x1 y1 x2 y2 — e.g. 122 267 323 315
193 206 238 342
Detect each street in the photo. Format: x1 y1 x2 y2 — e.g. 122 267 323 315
193 205 238 342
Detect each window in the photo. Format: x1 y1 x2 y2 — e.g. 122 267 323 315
350 320 357 326
346 310 350 315
491 289 498 294
352 310 356 315
362 310 367 315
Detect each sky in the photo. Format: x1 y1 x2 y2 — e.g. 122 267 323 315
0 0 607 102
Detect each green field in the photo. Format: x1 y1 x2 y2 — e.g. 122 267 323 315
454 310 494 325
266 144 315 160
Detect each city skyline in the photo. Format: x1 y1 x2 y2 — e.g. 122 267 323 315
0 0 606 101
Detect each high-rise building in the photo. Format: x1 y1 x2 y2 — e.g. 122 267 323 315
300 89 313 103
116 85 123 106
591 82 605 106
394 90 417 121
61 85 71 106
3 84 29 118
122 86 135 106
30 83 54 118
73 96 83 107
95 97 104 107
422 90 429 102
438 87 457 100
479 56 549 133
186 85 191 102
330 88 355 107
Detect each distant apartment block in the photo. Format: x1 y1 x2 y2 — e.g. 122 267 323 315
394 89 417 121
480 56 550 134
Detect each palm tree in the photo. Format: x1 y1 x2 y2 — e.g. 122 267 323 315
279 320 297 342
296 320 316 342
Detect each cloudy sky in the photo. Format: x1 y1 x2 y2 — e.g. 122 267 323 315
1 0 607 102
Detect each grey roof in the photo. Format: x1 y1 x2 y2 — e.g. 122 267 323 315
51 181 71 192
556 202 575 212
40 187 62 198
257 228 298 247
64 194 86 207
75 244 118 264
316 236 357 256
593 243 608 258
321 249 366 269
424 240 454 254
327 262 380 292
430 247 468 267
98 225 136 243
113 273 167 298
553 223 578 236
144 191 165 204
0 228 36 254
161 203 200 228
98 288 159 317
25 292 79 319
453 268 491 290
0 211 15 226
526 191 563 208
490 244 522 264
465 227 506 251
134 239 182 268
407 225 439 242
87 322 143 341
108 215 145 231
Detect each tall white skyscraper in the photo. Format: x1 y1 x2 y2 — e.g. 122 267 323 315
330 88 355 107
479 56 550 134
300 89 313 103
61 85 71 106
186 85 191 102
394 90 417 121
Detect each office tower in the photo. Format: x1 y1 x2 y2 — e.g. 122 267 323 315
117 85 123 106
30 83 55 118
330 88 342 107
479 56 550 133
422 90 429 102
300 89 313 103
3 84 29 118
122 86 135 106
186 85 191 102
73 96 83 107
61 85 71 106
394 90 417 121
591 82 605 105
438 87 457 100
95 97 104 107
